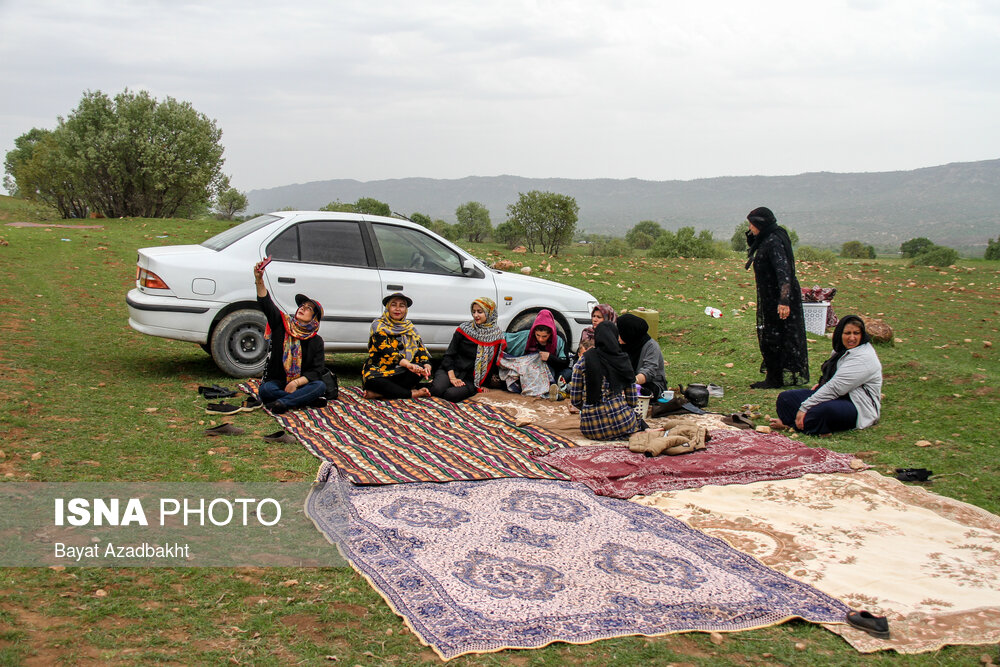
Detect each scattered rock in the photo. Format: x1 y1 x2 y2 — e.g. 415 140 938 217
709 632 724 645
515 417 533 427
724 363 734 368
985 341 993 349
861 316 893 343
520 266 532 275
280 579 299 587
94 589 108 598
493 259 514 271
512 245 527 253
915 440 932 448
755 425 772 434
794 642 806 651
849 458 866 470
31 452 42 460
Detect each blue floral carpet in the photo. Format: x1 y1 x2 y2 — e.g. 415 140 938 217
306 463 851 659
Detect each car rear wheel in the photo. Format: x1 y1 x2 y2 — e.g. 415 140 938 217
507 310 569 343
210 309 268 378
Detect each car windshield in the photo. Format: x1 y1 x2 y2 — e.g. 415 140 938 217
201 215 280 251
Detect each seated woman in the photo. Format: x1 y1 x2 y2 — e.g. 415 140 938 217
254 261 327 414
361 293 432 400
616 313 667 398
498 309 570 397
772 315 882 435
576 304 617 369
430 297 506 403
568 321 644 440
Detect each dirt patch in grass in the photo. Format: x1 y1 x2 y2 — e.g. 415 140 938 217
279 613 333 644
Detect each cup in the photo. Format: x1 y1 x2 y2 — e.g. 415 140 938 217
659 390 674 402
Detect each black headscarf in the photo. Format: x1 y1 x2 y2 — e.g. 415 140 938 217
745 206 795 271
583 322 635 405
616 313 651 372
818 315 871 387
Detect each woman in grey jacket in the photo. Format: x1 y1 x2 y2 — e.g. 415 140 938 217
773 315 882 435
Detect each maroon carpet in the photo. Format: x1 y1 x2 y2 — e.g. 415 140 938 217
533 429 862 499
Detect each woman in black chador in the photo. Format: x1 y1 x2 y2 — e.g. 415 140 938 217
745 206 809 388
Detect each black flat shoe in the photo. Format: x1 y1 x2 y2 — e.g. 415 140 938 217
845 610 890 639
895 468 932 482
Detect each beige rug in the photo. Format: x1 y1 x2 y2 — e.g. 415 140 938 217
472 390 733 446
633 471 1000 653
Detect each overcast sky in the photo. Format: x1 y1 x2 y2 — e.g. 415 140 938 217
2 0 998 192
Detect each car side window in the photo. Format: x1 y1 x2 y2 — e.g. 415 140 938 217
372 224 463 275
268 221 368 267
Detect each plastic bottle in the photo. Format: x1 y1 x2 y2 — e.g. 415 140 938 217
704 306 722 318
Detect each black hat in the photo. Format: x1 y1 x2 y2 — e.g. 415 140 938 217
382 292 413 307
294 294 323 320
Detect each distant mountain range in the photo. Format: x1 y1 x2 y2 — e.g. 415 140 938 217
246 159 1000 252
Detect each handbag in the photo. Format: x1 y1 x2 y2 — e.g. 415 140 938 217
320 366 339 400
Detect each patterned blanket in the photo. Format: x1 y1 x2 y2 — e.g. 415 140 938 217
634 471 1000 654
254 385 575 484
306 463 851 660
535 428 863 498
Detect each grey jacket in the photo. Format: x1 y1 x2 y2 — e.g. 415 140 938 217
799 342 882 429
635 339 667 391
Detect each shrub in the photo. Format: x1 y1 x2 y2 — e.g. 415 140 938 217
900 237 935 258
911 246 959 267
985 236 1000 260
649 226 721 259
796 246 837 263
840 240 876 259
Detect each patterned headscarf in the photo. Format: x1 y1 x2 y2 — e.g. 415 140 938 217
580 304 618 346
263 303 320 381
457 297 506 386
371 305 423 363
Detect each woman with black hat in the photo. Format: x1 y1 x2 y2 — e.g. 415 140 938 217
744 206 809 389
362 293 433 400
254 261 327 414
772 315 882 435
568 321 645 440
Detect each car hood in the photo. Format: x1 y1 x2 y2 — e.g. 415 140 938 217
493 268 595 302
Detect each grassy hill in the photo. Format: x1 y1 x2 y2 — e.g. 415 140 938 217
0 194 998 664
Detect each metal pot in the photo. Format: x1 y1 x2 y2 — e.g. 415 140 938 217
682 383 709 408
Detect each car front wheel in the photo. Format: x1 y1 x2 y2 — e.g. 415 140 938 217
210 309 268 378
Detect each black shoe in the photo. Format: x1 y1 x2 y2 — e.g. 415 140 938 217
749 380 783 389
308 397 328 409
266 400 288 415
200 384 237 399
238 396 263 412
205 402 241 415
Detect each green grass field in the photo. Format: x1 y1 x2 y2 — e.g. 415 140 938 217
1 196 997 665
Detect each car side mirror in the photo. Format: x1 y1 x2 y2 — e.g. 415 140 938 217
462 258 482 278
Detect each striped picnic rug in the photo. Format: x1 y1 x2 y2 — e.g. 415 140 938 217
249 385 576 485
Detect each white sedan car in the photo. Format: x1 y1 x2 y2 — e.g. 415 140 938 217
127 211 598 376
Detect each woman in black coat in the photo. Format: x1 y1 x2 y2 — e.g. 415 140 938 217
745 206 809 389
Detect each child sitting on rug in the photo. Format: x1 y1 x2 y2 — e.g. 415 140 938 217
430 297 506 403
498 309 570 398
362 293 433 400
253 260 327 414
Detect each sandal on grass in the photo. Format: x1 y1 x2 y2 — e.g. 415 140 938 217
895 468 932 482
845 610 890 639
204 423 244 437
262 430 297 444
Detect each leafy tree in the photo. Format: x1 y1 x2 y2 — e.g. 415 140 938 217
494 220 524 249
625 220 663 249
505 190 578 255
840 240 876 259
52 89 225 218
590 238 632 257
455 201 492 242
732 220 799 252
4 128 87 218
353 197 391 216
214 176 248 220
320 199 354 212
985 236 1000 260
900 237 935 258
649 226 719 258
911 246 959 267
409 212 433 228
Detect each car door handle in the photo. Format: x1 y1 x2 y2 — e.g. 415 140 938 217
386 284 404 291
278 277 296 284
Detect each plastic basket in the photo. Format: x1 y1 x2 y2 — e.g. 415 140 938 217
802 301 830 335
634 395 651 419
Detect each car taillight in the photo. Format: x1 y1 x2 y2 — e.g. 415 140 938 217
138 268 169 289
